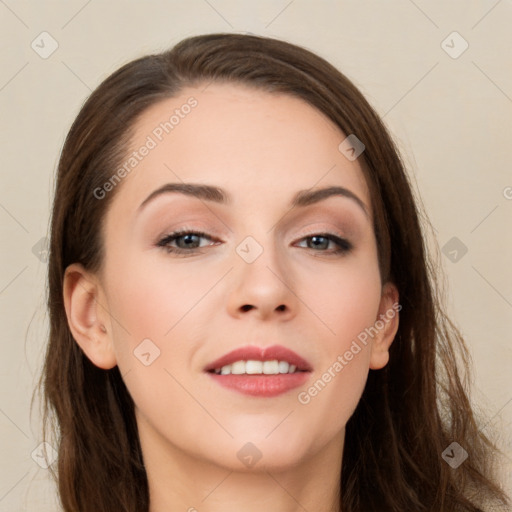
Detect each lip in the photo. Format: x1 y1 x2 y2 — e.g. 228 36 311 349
204 344 313 398
208 373 310 397
204 344 313 373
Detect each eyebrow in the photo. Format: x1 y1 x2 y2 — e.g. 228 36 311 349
138 182 369 218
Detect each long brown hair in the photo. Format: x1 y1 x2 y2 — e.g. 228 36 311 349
38 33 509 511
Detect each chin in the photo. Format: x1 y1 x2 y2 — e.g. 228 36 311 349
212 446 309 474
200 429 315 473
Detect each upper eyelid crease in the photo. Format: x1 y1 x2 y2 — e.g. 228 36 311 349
138 183 369 220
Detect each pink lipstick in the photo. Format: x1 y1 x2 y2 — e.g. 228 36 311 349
204 344 312 397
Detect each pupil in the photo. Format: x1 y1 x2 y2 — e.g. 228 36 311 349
182 234 198 247
311 236 327 249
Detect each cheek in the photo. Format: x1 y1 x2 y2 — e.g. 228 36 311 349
300 253 382 347
102 251 206 441
295 266 379 437
104 249 217 350
291 253 381 434
102 249 228 418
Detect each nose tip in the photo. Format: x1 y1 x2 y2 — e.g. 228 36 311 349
227 238 298 321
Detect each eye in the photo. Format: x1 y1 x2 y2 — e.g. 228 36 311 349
156 230 353 257
295 233 353 255
157 229 218 256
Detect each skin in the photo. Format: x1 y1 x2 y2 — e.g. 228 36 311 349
63 83 399 512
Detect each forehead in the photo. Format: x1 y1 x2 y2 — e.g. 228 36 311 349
110 82 371 217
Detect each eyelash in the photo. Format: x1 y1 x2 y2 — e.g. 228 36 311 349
156 229 353 257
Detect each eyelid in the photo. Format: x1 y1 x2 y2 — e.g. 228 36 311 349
156 227 353 257
292 221 353 242
295 226 346 240
156 225 349 244
156 228 218 246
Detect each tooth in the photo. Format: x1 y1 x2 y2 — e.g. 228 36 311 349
278 361 290 374
231 361 246 374
246 360 263 374
216 360 299 375
263 360 279 375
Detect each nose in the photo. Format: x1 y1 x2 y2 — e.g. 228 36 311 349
226 238 298 322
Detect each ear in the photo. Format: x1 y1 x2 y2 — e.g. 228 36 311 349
369 281 400 370
63 263 117 370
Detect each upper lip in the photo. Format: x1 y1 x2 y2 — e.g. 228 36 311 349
204 344 313 372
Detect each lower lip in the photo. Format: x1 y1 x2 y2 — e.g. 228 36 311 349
206 372 310 397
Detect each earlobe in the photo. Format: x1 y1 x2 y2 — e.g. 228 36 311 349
63 263 117 370
369 281 400 370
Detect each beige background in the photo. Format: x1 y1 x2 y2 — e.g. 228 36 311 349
0 0 511 509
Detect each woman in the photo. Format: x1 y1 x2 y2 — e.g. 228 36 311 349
39 33 509 511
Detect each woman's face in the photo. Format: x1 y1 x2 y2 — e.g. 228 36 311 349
90 83 398 472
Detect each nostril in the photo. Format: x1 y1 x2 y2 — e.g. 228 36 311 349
241 304 253 312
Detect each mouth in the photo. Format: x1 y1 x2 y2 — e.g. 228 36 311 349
204 344 312 397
